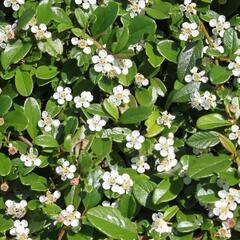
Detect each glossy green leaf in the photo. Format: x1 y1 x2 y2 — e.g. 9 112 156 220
0 153 12 177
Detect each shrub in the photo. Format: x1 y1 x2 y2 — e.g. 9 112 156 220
0 0 240 239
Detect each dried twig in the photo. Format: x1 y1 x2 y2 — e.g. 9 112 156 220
18 136 33 147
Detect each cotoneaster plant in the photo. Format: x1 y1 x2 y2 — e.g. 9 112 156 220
0 0 240 239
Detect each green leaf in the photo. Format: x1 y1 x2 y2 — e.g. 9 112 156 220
145 111 164 138
176 221 200 233
36 0 52 24
120 106 152 124
157 40 180 63
135 88 153 106
15 69 33 97
223 28 240 55
43 204 62 216
209 65 232 85
0 153 12 177
38 39 63 57
36 65 58 79
112 27 129 53
1 40 32 70
119 194 137 219
51 7 72 26
145 42 165 67
64 185 82 209
186 131 220 149
24 98 41 139
5 110 28 131
196 113 231 130
86 206 137 240
128 16 156 45
17 7 35 30
185 154 231 179
75 8 88 28
34 134 59 148
91 2 119 36
0 95 12 116
103 99 119 120
163 205 179 221
91 138 112 157
0 215 13 233
177 41 203 81
153 178 183 204
219 134 237 157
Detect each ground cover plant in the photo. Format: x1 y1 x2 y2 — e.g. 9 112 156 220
0 0 240 239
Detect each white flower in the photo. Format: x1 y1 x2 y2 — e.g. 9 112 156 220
151 212 172 234
203 38 224 54
0 24 16 48
131 156 150 173
209 15 230 37
109 85 130 106
156 111 175 128
216 222 231 239
180 0 197 17
75 0 97 10
74 91 93 108
112 59 133 75
190 91 217 110
213 199 234 220
126 0 148 18
184 67 208 83
154 133 175 159
39 191 61 204
9 219 31 240
229 125 240 145
71 37 94 54
56 159 76 181
20 148 41 167
31 24 51 40
128 40 145 53
218 188 240 205
134 73 149 87
102 170 133 195
60 205 81 227
126 130 145 150
156 158 178 173
23 16 37 30
92 49 114 74
38 111 60 132
228 56 240 77
179 22 199 41
53 86 73 105
87 114 106 132
5 200 27 219
4 0 25 11
102 200 119 208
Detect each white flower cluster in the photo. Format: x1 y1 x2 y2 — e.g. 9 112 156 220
53 86 73 105
38 111 60 132
0 23 16 48
126 130 145 150
134 73 149 87
59 205 81 227
9 219 32 240
190 91 217 110
179 22 199 41
128 40 145 53
126 0 148 18
102 169 133 195
87 114 106 132
20 148 41 167
228 56 240 77
4 0 24 11
151 212 172 235
154 133 177 173
216 221 231 239
92 49 132 77
131 155 150 173
180 0 197 17
71 37 94 54
5 200 27 219
156 111 175 128
31 24 52 40
209 15 230 38
102 200 119 208
75 0 97 10
213 188 240 220
184 67 208 83
229 125 240 145
39 190 61 204
56 159 77 181
109 85 130 107
74 91 93 108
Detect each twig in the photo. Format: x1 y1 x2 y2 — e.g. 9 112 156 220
57 226 67 240
18 136 33 147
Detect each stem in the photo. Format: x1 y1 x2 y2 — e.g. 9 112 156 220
18 136 33 148
57 226 67 240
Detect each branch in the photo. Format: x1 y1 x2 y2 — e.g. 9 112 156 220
57 226 67 240
18 136 33 148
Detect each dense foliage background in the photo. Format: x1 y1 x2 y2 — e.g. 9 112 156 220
0 0 240 239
